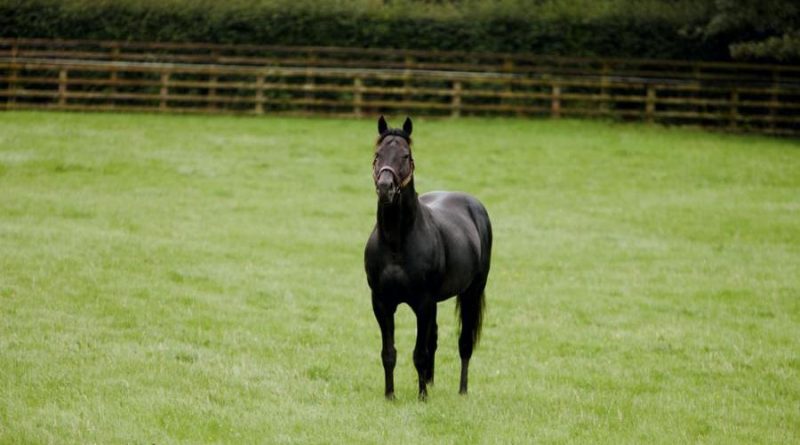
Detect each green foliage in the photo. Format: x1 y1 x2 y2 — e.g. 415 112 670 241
730 32 800 62
0 0 730 59
701 0 800 61
1 112 799 443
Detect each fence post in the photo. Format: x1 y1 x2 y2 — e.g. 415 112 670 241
255 75 264 115
110 43 120 61
729 88 738 130
502 57 515 114
403 55 413 103
278 73 288 109
600 62 610 115
110 43 120 108
691 65 702 117
304 58 315 110
692 65 701 82
551 82 561 118
451 80 462 118
209 50 221 111
645 85 656 124
502 56 514 73
7 42 18 108
58 69 68 108
208 75 218 111
768 69 779 133
353 77 363 117
160 72 169 111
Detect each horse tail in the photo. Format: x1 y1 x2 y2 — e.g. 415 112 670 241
456 283 486 347
457 204 492 348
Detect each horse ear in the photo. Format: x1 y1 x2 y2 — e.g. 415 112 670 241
403 116 413 136
378 115 388 135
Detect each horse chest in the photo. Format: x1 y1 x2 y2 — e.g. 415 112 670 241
373 249 436 301
377 263 412 296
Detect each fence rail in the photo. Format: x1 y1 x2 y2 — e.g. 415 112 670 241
1 38 799 135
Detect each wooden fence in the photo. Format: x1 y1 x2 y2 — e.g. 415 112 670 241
1 38 799 135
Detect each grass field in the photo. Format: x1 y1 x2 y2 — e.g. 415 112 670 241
0 111 798 444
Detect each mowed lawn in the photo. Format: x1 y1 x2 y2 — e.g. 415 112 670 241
0 111 798 444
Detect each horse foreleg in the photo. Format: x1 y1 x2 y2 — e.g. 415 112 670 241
372 296 397 400
412 301 437 401
427 320 438 386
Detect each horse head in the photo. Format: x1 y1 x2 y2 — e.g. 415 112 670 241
373 116 414 204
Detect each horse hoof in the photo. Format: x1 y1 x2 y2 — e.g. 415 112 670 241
418 391 428 402
385 392 396 401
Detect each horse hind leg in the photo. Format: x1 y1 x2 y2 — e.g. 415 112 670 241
456 276 487 395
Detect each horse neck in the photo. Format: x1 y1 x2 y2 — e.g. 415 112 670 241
377 181 418 246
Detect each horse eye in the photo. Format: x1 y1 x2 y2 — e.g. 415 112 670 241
403 155 410 160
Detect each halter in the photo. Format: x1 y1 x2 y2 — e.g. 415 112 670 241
372 133 415 189
373 163 414 188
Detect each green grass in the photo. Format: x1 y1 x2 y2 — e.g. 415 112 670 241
0 111 798 444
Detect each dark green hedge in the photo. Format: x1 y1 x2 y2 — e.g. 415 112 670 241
0 0 731 60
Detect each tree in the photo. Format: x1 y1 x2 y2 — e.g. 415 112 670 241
704 0 800 62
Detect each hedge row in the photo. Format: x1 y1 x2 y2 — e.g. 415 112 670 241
0 0 731 60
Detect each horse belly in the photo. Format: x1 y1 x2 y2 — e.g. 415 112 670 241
436 238 479 299
423 201 484 299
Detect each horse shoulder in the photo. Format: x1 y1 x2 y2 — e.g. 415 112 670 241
364 227 383 286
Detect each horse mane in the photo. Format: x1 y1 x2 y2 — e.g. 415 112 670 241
377 129 412 145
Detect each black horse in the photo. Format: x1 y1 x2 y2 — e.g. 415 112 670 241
364 116 492 400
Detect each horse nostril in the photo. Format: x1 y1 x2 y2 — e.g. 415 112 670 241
376 171 394 189
377 181 394 197
376 174 397 201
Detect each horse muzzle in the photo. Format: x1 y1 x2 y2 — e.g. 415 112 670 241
375 168 399 204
